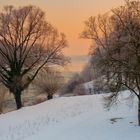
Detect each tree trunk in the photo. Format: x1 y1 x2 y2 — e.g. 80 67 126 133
138 99 140 126
14 91 22 109
47 94 53 100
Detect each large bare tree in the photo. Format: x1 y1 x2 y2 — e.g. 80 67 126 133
0 6 69 109
82 0 140 125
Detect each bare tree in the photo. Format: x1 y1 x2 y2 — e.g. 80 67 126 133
33 68 65 100
82 0 140 125
0 6 69 109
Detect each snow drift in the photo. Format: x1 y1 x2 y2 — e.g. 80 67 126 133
0 90 139 140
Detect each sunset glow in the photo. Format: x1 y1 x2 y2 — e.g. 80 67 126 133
0 0 124 71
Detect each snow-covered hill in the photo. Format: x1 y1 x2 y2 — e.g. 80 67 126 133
0 91 139 140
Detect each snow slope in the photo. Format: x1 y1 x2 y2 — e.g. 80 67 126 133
0 91 140 140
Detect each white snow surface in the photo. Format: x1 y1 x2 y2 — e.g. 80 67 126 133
0 90 140 140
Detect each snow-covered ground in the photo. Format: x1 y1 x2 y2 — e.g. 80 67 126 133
0 90 140 140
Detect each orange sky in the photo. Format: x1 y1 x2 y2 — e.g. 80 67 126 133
0 0 124 56
0 0 124 71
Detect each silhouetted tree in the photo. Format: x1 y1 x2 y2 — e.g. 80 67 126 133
0 6 69 109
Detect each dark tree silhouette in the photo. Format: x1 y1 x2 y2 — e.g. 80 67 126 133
0 6 69 109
